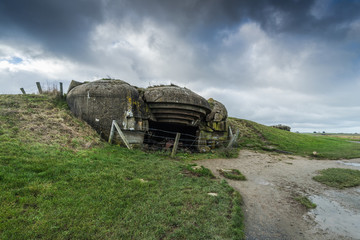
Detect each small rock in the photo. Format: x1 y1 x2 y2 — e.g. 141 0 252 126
208 192 218 197
191 165 202 170
199 146 211 153
84 142 93 148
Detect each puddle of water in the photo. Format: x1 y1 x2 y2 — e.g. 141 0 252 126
309 195 360 239
255 178 273 186
326 190 360 211
336 161 360 168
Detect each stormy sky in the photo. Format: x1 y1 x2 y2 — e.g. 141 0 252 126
1 0 360 133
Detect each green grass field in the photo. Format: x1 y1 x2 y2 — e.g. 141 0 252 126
0 94 244 239
228 118 360 159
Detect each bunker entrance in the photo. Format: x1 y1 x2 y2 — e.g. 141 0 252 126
144 121 198 151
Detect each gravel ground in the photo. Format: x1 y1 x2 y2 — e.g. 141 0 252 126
197 150 360 240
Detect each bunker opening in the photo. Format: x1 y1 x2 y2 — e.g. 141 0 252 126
144 120 199 151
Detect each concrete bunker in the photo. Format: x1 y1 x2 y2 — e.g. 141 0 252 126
67 79 229 151
143 85 211 151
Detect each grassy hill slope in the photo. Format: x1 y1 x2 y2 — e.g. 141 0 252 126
2 93 359 239
228 117 360 159
0 94 243 239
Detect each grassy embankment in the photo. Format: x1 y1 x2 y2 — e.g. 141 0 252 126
0 94 244 239
228 117 360 159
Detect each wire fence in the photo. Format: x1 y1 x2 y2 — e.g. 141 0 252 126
18 81 67 95
142 126 232 151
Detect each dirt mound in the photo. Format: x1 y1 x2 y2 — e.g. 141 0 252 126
0 94 102 150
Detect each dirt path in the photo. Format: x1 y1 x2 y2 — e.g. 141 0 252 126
196 150 360 240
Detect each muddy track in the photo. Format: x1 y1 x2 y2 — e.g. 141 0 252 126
196 150 360 240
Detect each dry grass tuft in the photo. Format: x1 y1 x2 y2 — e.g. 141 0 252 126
0 94 102 150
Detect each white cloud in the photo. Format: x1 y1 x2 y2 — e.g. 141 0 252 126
89 19 204 87
0 43 97 94
213 22 307 91
0 43 76 77
190 22 360 132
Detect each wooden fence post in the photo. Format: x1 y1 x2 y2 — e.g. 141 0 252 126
108 120 115 143
227 129 240 148
108 120 132 150
36 82 43 94
171 133 181 158
60 82 63 97
228 126 233 138
20 88 26 94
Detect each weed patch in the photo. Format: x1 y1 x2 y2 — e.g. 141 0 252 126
294 196 317 209
219 169 246 181
313 168 360 189
217 147 240 158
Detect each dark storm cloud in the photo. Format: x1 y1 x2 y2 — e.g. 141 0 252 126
0 0 105 58
258 0 360 38
1 0 360 59
106 0 360 40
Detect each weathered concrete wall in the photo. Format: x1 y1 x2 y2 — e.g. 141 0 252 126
206 98 227 122
144 85 211 108
198 98 229 150
67 79 149 142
